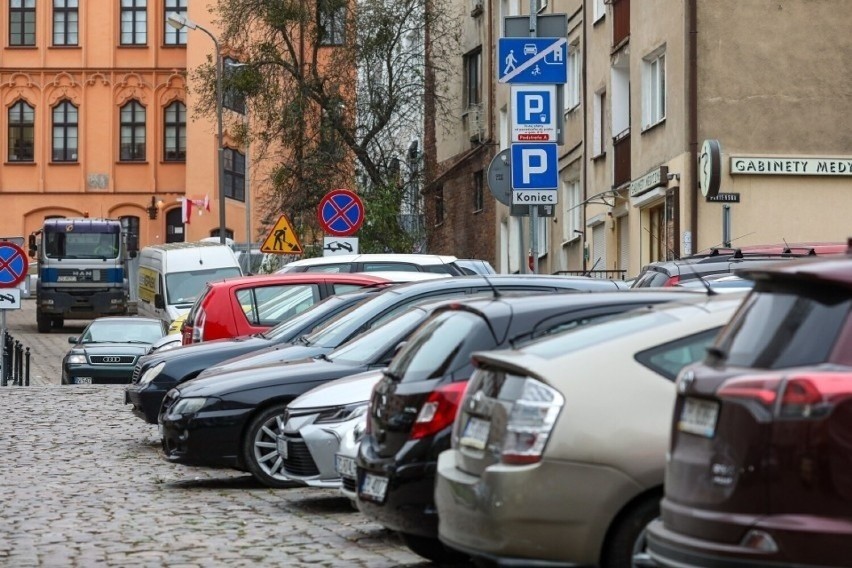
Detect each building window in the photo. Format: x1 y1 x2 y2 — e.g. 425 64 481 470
643 49 666 129
318 0 346 46
10 0 36 46
8 101 35 162
435 185 444 225
52 100 78 162
121 0 147 45
593 90 606 157
464 47 482 108
223 57 247 114
593 0 605 22
473 170 484 212
565 43 580 111
224 148 246 201
53 0 78 46
163 0 186 46
562 180 581 243
163 101 186 162
120 101 146 161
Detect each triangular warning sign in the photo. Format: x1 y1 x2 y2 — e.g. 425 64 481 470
260 214 303 255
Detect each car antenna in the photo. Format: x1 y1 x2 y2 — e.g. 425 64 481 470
684 262 717 297
781 237 791 254
481 273 501 298
643 226 680 260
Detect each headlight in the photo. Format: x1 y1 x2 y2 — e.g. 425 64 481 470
315 403 368 424
66 354 87 364
353 415 367 442
171 397 213 416
138 361 165 386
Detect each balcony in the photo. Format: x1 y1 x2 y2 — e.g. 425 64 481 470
613 128 631 188
612 0 630 48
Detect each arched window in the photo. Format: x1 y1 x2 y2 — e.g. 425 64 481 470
120 101 146 161
8 100 35 162
53 100 79 162
163 101 186 161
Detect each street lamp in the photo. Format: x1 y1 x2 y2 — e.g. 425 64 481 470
166 12 227 245
226 61 252 259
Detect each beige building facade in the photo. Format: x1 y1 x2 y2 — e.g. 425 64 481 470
430 0 852 275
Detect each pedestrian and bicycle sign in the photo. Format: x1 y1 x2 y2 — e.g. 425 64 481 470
318 189 365 237
0 241 28 288
498 37 568 84
512 85 557 142
260 215 303 255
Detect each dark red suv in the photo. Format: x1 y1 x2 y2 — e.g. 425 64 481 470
647 245 852 567
181 273 388 344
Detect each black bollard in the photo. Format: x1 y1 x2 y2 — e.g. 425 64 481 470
24 347 30 386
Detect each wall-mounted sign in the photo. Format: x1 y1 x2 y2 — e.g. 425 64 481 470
698 139 722 198
707 193 741 203
730 156 852 176
629 166 668 198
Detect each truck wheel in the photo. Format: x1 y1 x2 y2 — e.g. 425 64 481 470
37 313 51 333
52 317 64 329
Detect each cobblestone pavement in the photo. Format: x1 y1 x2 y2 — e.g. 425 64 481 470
0 301 457 567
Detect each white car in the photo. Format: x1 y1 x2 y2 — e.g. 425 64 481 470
277 254 471 276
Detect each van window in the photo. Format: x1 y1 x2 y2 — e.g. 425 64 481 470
165 267 241 305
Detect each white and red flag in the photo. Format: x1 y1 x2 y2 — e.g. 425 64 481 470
180 195 211 224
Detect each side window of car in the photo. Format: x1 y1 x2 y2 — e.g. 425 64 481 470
635 328 722 381
361 262 420 272
333 283 366 294
369 290 469 329
305 264 350 273
236 284 321 327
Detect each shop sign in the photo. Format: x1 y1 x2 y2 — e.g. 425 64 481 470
629 166 668 197
731 156 852 176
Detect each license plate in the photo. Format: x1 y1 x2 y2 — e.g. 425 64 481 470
58 276 77 282
360 473 388 502
460 416 490 450
335 455 357 479
277 437 288 459
678 397 720 438
75 377 92 385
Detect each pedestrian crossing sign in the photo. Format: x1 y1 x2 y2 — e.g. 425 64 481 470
260 214 303 255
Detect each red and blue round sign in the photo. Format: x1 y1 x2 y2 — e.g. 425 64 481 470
317 189 365 237
0 241 28 288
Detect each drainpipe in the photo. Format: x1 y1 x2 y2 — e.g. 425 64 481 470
687 0 698 253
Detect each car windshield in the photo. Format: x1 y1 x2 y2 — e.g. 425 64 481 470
165 267 242 305
264 293 369 341
81 320 164 344
327 309 428 366
520 309 677 359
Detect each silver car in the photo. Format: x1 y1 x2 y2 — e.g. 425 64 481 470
279 370 382 487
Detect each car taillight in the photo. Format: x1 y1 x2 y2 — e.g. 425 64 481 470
663 275 680 287
409 381 468 440
192 309 206 343
717 372 852 419
501 378 564 465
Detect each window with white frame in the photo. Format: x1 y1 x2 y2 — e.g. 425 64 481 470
593 90 606 156
593 0 605 22
643 48 666 129
565 43 580 111
562 180 581 243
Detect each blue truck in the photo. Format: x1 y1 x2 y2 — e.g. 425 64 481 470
28 218 137 333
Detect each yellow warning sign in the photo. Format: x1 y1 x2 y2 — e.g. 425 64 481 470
260 215 303 255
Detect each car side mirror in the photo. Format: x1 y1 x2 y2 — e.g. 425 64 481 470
154 293 166 309
68 337 78 344
28 234 37 257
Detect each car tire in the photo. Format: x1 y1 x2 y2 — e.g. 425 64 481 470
399 532 469 564
36 313 51 333
242 403 297 488
600 495 659 568
52 317 64 329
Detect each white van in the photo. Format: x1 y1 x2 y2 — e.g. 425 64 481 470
136 242 242 325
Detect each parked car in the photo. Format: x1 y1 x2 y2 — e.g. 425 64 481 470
336 414 366 505
279 369 383 489
434 293 746 568
357 290 697 562
647 250 852 567
192 275 625 380
159 300 454 487
125 288 383 424
62 317 167 385
630 242 845 288
277 253 478 276
180 272 388 345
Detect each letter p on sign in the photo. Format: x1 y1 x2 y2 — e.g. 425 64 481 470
511 143 558 190
522 149 547 183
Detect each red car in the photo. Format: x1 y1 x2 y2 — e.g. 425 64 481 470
648 245 852 567
181 273 389 345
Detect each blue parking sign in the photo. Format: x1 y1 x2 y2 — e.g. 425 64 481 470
516 88 551 125
512 85 557 142
511 144 558 190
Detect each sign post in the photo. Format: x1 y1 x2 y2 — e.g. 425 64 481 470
317 189 365 256
0 240 28 382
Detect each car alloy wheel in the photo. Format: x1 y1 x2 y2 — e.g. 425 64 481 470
242 403 298 488
601 496 660 568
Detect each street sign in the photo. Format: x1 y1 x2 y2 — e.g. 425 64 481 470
511 85 557 142
318 189 365 237
511 143 558 189
498 37 568 84
323 237 359 257
260 215 303 255
0 288 21 310
0 241 29 288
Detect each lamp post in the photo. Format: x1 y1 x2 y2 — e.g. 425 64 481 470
166 12 226 245
225 61 251 258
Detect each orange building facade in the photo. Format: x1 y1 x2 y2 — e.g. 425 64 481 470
0 0 253 247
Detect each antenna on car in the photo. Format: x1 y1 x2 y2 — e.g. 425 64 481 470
781 237 791 254
683 262 717 297
481 273 501 298
643 227 680 260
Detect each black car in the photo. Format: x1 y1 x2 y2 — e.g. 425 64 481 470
125 289 380 423
356 290 696 563
159 301 450 487
62 317 167 385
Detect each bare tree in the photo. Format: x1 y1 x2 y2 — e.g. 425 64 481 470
190 0 460 252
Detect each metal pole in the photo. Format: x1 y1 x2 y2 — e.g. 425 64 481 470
0 313 5 386
197 26 226 244
245 108 251 258
529 0 539 274
722 204 732 248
